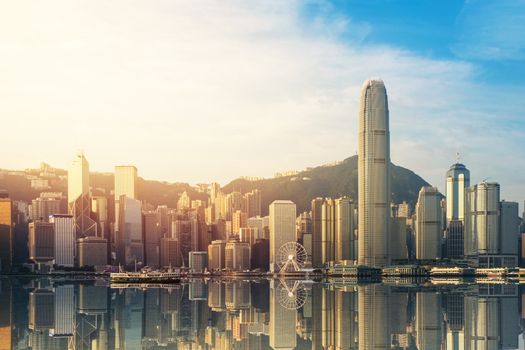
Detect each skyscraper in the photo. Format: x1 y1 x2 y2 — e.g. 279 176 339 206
49 214 74 267
117 195 143 267
358 79 390 267
91 196 108 239
465 182 500 261
0 191 13 272
225 240 250 271
446 163 470 224
114 165 138 233
29 221 55 266
67 152 89 206
444 162 470 260
415 187 443 261
68 153 97 238
143 211 161 268
269 200 296 273
244 189 262 218
311 197 324 268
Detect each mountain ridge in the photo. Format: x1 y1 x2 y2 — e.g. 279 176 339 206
0 155 430 215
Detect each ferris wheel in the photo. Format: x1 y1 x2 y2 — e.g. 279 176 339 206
277 242 308 273
277 280 307 310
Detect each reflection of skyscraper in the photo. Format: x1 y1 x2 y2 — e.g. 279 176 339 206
464 294 500 350
358 284 389 350
335 288 358 350
208 281 226 311
50 285 74 337
75 285 108 350
269 280 297 349
444 293 465 350
0 280 13 350
225 281 250 310
0 191 13 273
416 292 443 350
358 79 390 268
29 289 55 331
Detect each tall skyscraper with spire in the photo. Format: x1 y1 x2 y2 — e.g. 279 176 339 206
445 161 469 258
358 79 390 267
446 162 470 224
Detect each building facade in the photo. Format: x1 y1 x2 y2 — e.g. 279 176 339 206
225 241 250 271
49 214 74 267
77 237 108 267
269 200 296 272
415 187 443 260
0 191 13 272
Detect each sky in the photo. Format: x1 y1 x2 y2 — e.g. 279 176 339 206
0 0 524 204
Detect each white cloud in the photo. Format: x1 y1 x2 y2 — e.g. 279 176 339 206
0 0 523 206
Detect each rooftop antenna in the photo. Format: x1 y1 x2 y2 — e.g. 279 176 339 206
456 151 460 163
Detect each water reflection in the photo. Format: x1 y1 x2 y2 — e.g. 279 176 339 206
0 278 523 349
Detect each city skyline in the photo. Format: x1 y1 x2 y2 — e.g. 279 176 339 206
0 1 524 205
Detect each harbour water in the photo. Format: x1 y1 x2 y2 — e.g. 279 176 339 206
0 277 524 349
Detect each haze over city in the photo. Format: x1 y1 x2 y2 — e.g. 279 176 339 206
1 1 524 204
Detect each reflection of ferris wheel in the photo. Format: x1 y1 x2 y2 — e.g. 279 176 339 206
277 242 307 273
277 280 307 310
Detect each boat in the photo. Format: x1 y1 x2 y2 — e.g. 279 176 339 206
110 265 181 283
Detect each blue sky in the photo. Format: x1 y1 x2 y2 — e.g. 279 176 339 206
0 0 524 207
302 0 525 83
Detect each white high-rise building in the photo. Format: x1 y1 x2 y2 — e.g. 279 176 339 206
269 200 296 273
67 152 89 206
415 187 443 260
49 214 75 267
114 166 138 232
465 183 519 267
465 182 500 257
358 79 390 267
